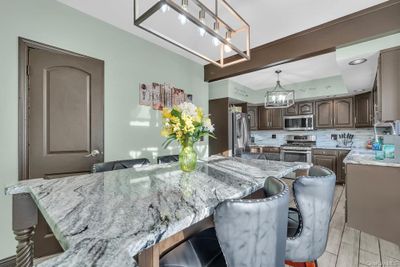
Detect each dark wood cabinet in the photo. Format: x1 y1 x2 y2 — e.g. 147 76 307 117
313 148 350 184
258 108 283 130
298 102 314 115
284 103 298 116
355 92 373 127
334 97 354 128
337 150 350 183
247 106 258 130
312 154 337 174
284 102 313 116
315 100 334 128
270 109 283 129
378 46 400 121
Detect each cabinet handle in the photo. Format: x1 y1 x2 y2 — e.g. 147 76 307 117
354 116 357 124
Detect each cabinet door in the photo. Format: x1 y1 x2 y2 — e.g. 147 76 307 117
247 106 258 130
258 107 270 130
337 150 350 184
316 100 334 128
298 102 314 115
334 97 354 128
312 154 337 174
355 92 373 127
379 47 400 121
270 109 283 129
284 103 298 116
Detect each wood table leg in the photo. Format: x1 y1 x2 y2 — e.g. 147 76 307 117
12 194 38 267
138 245 159 267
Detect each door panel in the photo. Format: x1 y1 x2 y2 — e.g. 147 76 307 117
284 103 298 116
355 92 373 127
258 107 270 129
316 100 333 128
334 97 354 128
271 109 283 129
28 47 104 257
298 102 314 115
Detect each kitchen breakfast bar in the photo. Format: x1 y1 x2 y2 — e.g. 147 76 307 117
5 157 310 267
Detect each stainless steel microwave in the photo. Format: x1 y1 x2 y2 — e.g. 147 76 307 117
283 115 314 131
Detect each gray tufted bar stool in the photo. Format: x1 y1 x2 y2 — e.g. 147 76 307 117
159 176 290 267
284 166 336 267
157 155 179 164
92 158 150 173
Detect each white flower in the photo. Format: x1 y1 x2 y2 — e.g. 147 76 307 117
177 102 197 118
203 118 215 133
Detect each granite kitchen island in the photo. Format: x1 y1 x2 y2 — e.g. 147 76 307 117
6 157 310 267
344 149 400 245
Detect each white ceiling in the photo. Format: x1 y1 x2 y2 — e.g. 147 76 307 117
230 52 341 90
57 0 387 65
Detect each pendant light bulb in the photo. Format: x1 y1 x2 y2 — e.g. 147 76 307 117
161 4 169 13
212 37 220 47
181 0 188 11
178 14 187 25
224 45 232 53
199 27 206 37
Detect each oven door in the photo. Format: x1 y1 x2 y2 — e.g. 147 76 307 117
281 150 311 163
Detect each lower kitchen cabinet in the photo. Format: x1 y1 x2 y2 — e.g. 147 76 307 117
312 149 350 184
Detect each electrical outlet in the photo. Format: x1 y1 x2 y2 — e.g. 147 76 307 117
331 134 337 140
272 134 276 139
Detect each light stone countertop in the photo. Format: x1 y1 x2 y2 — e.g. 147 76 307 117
5 157 310 267
343 148 400 168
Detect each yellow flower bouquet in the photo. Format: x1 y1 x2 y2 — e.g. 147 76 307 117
161 102 215 172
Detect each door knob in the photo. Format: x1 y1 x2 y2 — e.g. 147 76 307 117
85 149 100 158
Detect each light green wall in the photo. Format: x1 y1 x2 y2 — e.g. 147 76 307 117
336 32 400 61
210 76 348 104
0 0 208 259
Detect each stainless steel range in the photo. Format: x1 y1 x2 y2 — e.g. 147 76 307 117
280 135 316 163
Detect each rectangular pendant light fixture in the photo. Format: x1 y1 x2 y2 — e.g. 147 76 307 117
134 0 250 68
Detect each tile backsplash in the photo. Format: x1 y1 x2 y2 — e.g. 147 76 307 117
251 128 374 148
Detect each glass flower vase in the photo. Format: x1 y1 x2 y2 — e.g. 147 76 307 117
179 143 197 172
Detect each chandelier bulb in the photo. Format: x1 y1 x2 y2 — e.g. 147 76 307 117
199 27 206 37
178 14 187 25
212 37 220 47
161 4 170 13
181 0 188 11
224 45 232 53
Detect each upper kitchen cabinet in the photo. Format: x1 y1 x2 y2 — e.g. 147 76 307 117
247 106 258 130
284 103 298 116
316 100 334 128
258 107 283 130
284 102 313 116
355 92 373 127
334 97 354 128
378 46 400 121
298 102 314 115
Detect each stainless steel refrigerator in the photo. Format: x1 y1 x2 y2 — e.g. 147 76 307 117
229 112 251 156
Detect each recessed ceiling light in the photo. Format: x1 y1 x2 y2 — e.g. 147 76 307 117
349 58 367 65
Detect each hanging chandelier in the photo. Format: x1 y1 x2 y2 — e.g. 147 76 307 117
264 70 295 109
134 0 250 68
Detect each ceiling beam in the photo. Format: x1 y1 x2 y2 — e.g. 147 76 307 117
204 0 400 82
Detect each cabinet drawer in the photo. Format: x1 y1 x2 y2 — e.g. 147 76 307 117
312 149 338 156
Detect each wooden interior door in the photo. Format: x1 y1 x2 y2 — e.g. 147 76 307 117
27 47 104 257
334 97 354 128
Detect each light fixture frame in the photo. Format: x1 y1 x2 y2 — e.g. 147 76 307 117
134 0 250 68
264 70 295 109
